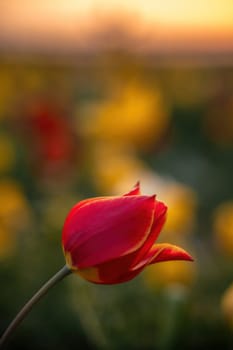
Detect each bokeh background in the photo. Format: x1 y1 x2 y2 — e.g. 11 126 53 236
0 1 233 349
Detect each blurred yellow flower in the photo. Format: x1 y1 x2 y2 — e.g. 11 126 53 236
0 225 16 259
0 179 32 232
162 184 197 235
0 134 16 173
0 69 15 119
213 201 233 257
19 68 45 92
143 259 196 290
82 81 169 150
115 171 197 236
221 282 233 329
91 143 145 194
92 153 197 235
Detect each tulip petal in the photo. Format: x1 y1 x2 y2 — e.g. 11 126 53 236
63 195 155 268
131 200 167 267
131 243 193 270
62 197 103 247
148 243 193 264
78 254 140 284
123 181 141 196
77 266 102 284
79 265 144 285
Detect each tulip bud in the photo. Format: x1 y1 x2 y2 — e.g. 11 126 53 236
62 183 193 284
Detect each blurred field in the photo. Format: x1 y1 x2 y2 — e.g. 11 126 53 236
0 51 233 350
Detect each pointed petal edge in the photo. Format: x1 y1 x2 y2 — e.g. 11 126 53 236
131 243 193 270
124 181 141 196
148 243 194 264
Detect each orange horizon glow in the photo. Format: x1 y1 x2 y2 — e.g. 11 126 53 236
0 0 233 52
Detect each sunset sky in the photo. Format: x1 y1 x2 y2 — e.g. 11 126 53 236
0 0 233 53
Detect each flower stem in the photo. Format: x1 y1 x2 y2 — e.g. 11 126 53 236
0 265 71 348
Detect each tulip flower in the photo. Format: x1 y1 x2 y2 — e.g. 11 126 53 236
0 183 193 348
62 182 193 284
21 100 76 182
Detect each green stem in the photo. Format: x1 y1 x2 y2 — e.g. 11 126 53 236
0 265 71 348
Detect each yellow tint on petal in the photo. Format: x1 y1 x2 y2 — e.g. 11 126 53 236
213 201 233 257
64 251 102 283
221 282 233 329
64 251 78 271
77 267 102 284
143 260 196 290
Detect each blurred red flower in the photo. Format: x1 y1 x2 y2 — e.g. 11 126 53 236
62 183 193 284
22 99 77 181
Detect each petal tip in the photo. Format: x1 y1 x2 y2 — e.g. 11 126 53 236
160 202 168 215
146 243 194 265
133 180 140 190
185 253 194 262
135 180 140 188
124 181 141 196
170 247 194 263
149 194 156 202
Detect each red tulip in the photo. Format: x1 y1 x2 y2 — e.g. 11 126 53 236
62 183 193 284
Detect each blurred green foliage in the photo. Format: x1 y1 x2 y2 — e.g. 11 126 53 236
0 53 233 349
